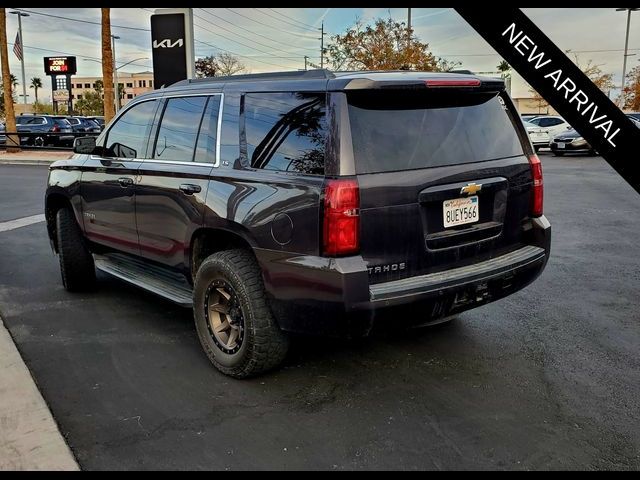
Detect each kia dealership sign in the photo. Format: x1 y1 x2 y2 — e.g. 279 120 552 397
150 8 195 88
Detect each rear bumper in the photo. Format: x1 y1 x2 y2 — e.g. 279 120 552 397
256 216 551 335
364 244 545 309
550 141 592 153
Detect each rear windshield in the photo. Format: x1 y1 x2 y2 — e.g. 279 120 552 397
53 118 70 127
347 90 524 174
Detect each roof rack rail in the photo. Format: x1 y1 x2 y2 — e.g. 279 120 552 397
170 69 335 87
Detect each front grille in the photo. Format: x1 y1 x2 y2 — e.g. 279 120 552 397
554 138 573 143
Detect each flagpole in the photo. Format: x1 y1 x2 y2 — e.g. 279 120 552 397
10 11 29 105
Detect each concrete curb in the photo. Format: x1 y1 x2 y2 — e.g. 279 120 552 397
0 159 56 166
0 315 79 471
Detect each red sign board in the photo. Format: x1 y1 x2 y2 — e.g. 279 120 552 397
44 56 77 76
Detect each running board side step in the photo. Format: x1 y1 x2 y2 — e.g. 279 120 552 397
94 254 193 307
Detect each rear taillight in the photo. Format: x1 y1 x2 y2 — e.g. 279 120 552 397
50 124 60 133
528 154 543 217
322 178 360 256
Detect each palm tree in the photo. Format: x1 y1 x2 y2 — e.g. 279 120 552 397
496 60 511 79
30 77 42 112
101 8 115 122
30 77 42 101
0 8 20 152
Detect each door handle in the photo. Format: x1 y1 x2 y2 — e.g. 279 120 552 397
179 184 202 195
118 177 134 187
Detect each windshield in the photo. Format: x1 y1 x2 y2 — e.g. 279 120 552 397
347 90 524 174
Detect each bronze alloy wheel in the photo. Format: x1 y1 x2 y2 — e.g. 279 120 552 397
204 279 244 355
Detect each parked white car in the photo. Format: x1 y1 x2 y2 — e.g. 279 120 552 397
527 115 572 138
522 120 550 151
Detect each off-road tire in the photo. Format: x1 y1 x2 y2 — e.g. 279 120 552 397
56 208 96 291
193 249 289 379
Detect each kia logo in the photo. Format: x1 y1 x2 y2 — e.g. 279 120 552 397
153 38 184 48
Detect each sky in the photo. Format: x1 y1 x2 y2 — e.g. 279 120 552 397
4 7 639 103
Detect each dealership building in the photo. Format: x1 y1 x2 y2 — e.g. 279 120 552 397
70 71 155 108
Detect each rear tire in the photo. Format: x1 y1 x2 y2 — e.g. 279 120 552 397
56 208 96 292
193 249 289 378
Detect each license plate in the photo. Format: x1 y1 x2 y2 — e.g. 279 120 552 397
557 143 565 149
443 196 479 228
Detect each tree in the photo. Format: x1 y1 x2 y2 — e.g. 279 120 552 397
216 52 246 76
0 8 19 152
326 17 458 72
195 53 246 78
30 77 42 111
195 56 218 78
94 79 104 94
75 91 104 116
569 52 614 95
528 87 550 114
101 8 115 122
497 60 511 79
619 65 640 111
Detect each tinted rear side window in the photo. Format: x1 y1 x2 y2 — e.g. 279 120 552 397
243 92 327 175
347 91 524 174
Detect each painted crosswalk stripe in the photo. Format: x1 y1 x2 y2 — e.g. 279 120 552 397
0 214 46 233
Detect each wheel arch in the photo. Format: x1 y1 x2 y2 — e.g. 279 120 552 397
189 222 258 281
45 190 75 253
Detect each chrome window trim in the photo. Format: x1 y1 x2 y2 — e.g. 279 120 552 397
140 159 215 168
97 91 225 167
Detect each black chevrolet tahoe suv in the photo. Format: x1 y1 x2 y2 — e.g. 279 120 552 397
45 70 551 378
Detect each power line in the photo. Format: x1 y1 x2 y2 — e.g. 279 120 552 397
266 8 319 30
138 9 311 65
198 9 317 52
224 8 318 40
253 8 320 33
12 8 150 32
192 34 293 70
192 17 300 66
7 42 152 70
195 10 315 57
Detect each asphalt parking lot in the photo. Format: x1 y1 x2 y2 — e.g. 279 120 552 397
1 153 639 470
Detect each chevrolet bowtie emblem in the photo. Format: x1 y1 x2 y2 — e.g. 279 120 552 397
460 183 482 195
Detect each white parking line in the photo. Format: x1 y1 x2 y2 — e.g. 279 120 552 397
0 214 46 233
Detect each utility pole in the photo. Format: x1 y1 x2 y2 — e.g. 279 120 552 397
319 21 327 69
407 8 412 50
616 8 639 107
9 11 28 104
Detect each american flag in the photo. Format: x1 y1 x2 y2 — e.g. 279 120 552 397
13 31 23 61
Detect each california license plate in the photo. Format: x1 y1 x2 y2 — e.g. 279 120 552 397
443 196 479 228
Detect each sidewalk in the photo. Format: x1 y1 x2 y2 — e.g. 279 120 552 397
0 315 79 470
0 150 72 166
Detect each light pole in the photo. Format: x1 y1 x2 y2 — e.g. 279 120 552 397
9 11 29 105
111 34 120 112
83 57 148 106
616 8 639 107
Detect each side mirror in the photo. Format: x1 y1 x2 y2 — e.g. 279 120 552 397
73 136 97 154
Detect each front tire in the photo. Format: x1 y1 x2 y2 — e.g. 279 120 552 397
193 249 289 378
56 208 96 291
